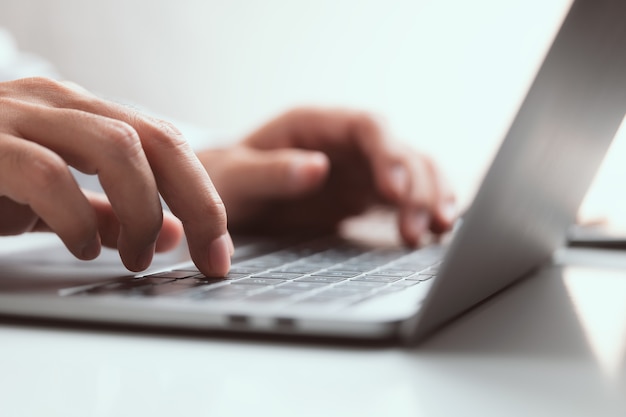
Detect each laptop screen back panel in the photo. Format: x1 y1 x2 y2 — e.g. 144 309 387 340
406 0 626 342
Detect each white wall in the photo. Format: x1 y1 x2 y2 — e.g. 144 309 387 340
2 0 625 220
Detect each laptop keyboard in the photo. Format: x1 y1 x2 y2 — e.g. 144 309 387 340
68 240 443 308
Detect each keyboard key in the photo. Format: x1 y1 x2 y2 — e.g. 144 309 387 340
372 269 416 277
239 261 281 269
126 276 177 286
342 259 386 268
269 251 302 260
352 275 402 283
405 275 424 281
170 277 226 286
311 270 361 278
223 272 250 280
231 277 286 286
80 281 140 295
332 264 378 273
84 277 190 297
392 265 423 273
295 276 347 284
338 280 388 288
253 272 304 280
275 264 322 273
327 265 364 271
229 266 269 274
298 261 337 269
146 271 197 279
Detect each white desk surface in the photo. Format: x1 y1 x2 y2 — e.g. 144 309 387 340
0 236 625 417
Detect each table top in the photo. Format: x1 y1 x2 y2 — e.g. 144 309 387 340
0 238 625 417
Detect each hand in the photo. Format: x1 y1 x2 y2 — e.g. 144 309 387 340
197 108 456 246
0 77 233 276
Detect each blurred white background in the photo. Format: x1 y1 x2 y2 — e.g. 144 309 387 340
1 0 625 218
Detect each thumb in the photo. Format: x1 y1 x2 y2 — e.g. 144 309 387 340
227 147 330 199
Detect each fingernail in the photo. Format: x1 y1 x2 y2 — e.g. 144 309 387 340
81 238 101 260
208 234 232 277
440 201 457 224
390 164 408 197
226 232 235 256
409 210 430 239
135 243 155 271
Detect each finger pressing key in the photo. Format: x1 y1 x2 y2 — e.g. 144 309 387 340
73 99 232 276
1 78 230 274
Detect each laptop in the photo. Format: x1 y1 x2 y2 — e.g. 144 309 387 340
0 0 625 344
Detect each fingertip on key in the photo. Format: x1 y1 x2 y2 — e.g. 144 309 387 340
208 233 232 277
80 237 101 260
134 242 156 272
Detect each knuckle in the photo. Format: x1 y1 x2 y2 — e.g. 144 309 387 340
13 77 86 107
210 198 228 219
204 199 228 230
19 150 68 193
104 121 143 158
155 118 183 137
146 117 188 151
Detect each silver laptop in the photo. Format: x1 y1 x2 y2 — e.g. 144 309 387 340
0 0 625 344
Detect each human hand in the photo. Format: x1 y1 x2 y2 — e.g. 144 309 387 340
0 77 232 276
197 108 456 246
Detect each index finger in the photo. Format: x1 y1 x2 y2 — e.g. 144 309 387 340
62 91 231 276
108 113 232 277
